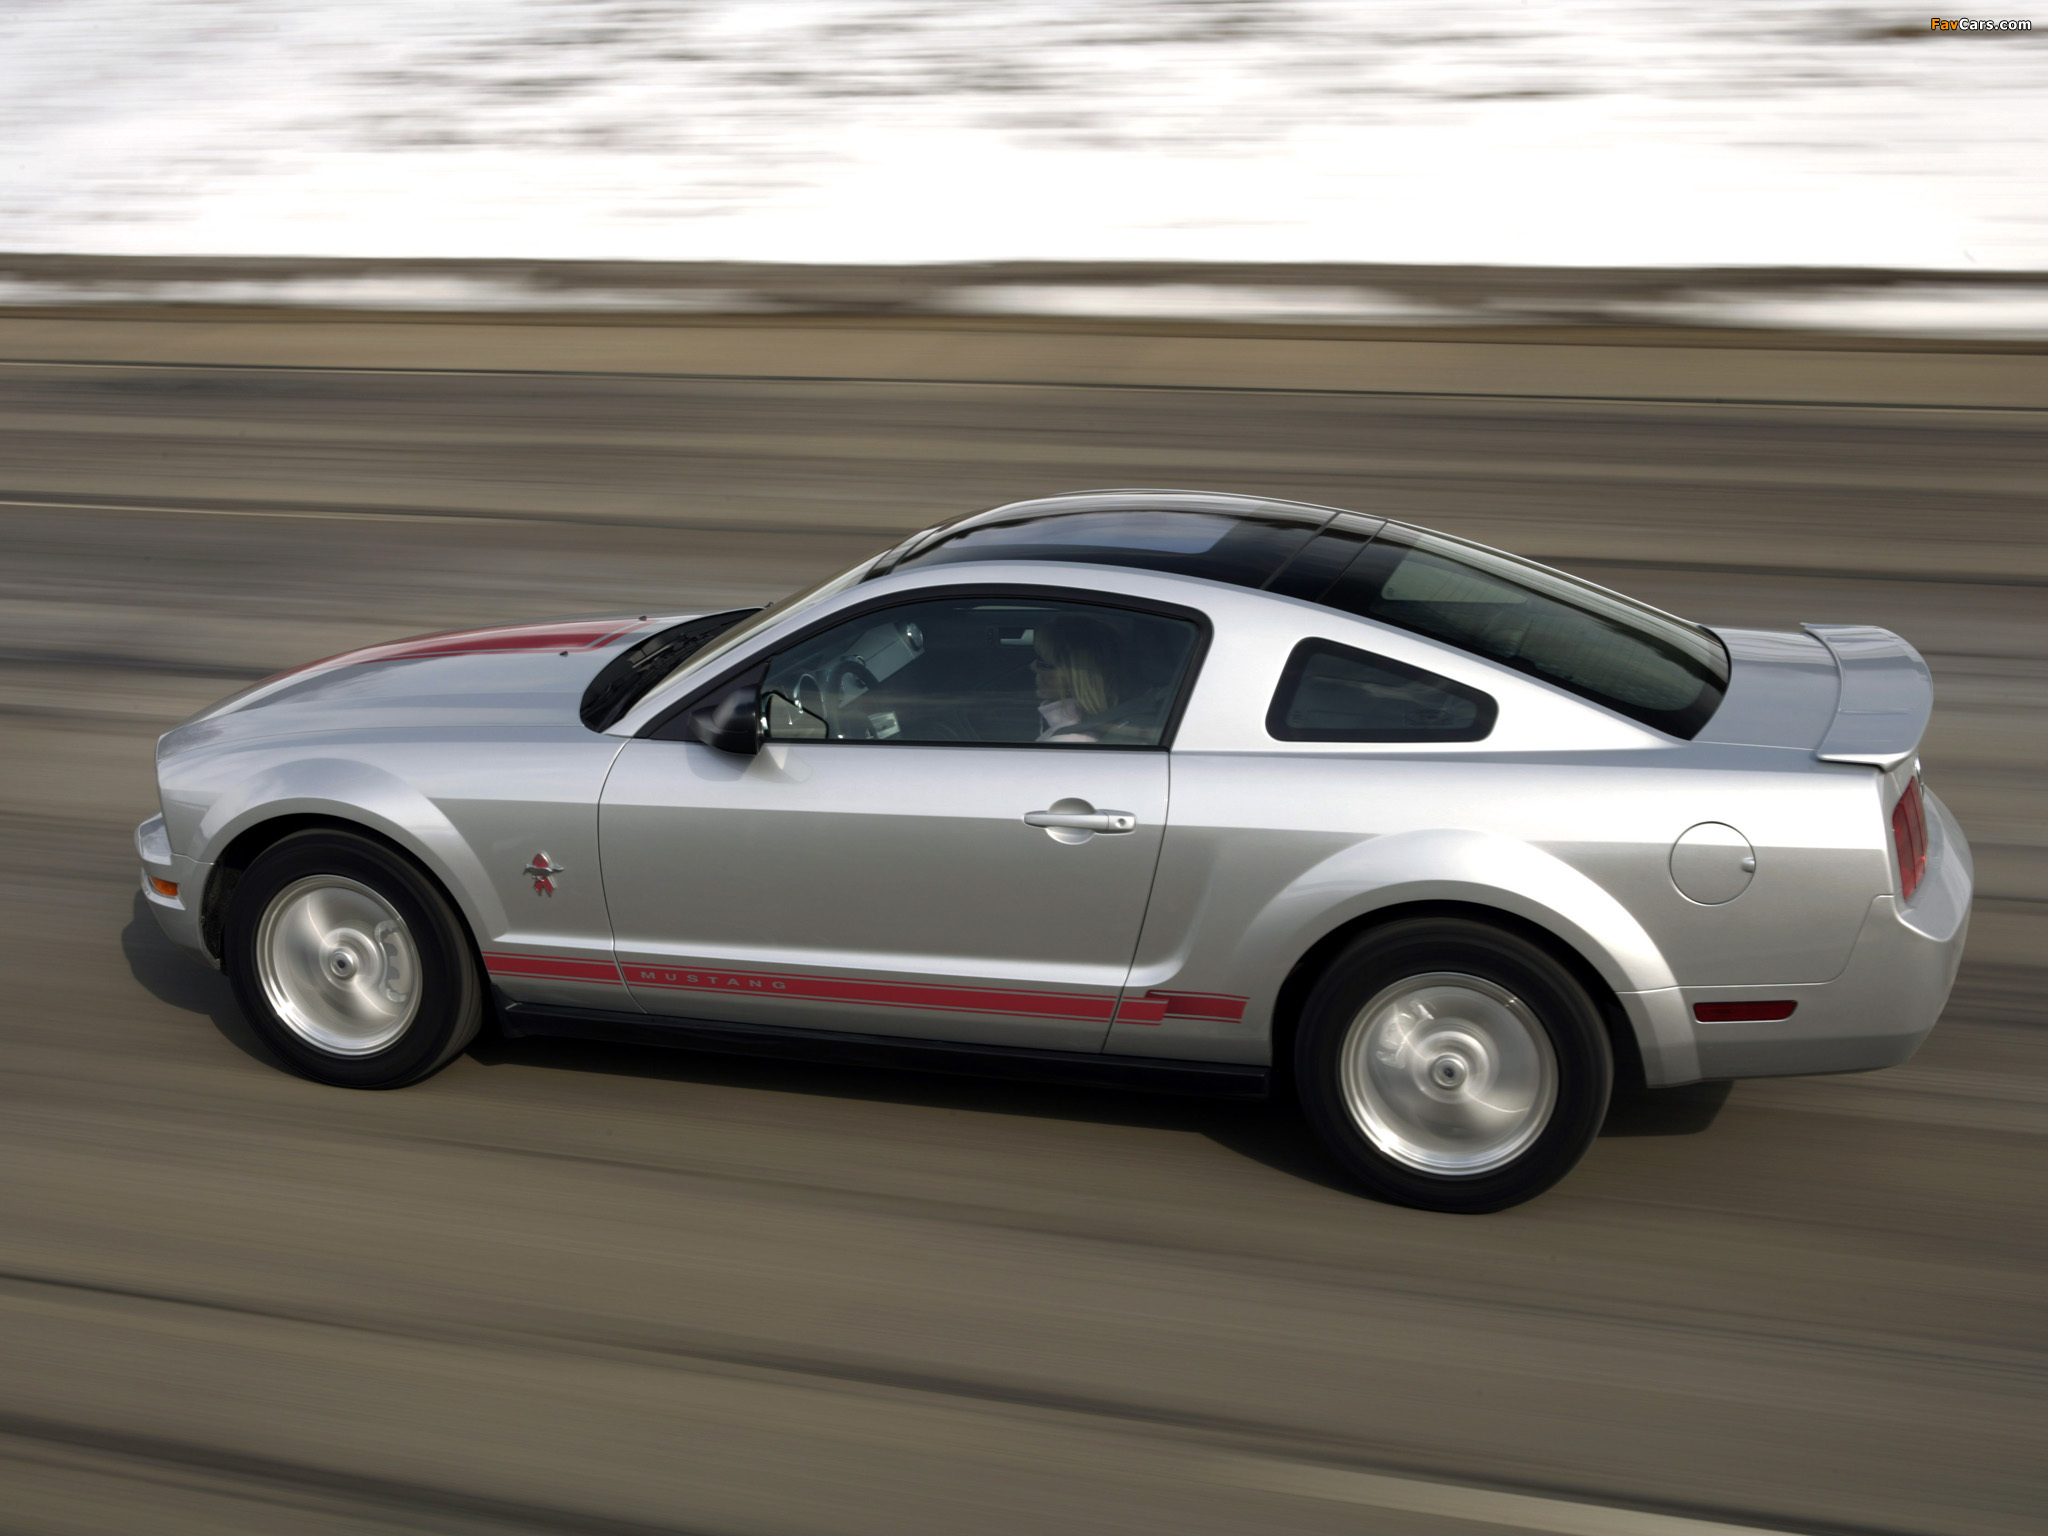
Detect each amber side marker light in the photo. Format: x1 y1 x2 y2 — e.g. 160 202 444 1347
147 877 179 898
1693 1001 1797 1023
1892 776 1928 901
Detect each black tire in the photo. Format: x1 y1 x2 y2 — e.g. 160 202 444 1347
1294 917 1612 1213
223 829 485 1088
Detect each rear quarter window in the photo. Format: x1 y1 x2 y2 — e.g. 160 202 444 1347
1268 639 1497 743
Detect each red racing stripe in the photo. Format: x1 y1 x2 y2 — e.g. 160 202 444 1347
351 620 644 665
623 964 1118 1023
250 619 650 692
1140 990 1249 1023
483 952 626 985
485 954 1249 1028
1114 995 1171 1025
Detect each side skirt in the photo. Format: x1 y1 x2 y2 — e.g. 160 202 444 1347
495 1000 1271 1100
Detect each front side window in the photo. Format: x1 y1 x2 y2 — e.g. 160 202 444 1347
759 595 1203 748
1322 530 1728 738
1268 639 1496 742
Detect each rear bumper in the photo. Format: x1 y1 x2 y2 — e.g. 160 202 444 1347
1686 788 1972 1080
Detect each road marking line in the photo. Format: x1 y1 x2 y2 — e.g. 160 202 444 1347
0 495 481 524
0 495 908 538
2 355 2044 416
1221 1458 1799 1536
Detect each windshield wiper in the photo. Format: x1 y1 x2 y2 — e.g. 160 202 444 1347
579 609 758 731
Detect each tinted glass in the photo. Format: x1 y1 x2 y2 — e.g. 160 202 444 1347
760 596 1202 747
891 510 1317 590
1269 640 1496 742
642 557 881 707
580 609 757 731
1323 530 1728 737
1265 525 1377 602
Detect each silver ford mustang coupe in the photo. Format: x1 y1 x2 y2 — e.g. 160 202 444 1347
138 491 1970 1211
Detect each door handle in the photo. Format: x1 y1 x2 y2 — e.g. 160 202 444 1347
1025 809 1137 833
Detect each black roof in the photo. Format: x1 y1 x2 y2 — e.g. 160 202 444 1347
874 491 1378 596
873 490 1731 740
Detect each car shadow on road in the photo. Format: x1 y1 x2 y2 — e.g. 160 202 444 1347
121 889 293 1073
469 1029 1366 1194
124 890 1730 1191
1600 1080 1732 1137
468 1028 1733 1191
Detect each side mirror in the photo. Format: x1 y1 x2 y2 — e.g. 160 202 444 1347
685 666 764 755
761 687 829 741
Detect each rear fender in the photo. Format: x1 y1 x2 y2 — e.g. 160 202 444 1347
1253 828 1696 1084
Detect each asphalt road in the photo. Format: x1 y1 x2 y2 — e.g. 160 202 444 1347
1 353 2043 1536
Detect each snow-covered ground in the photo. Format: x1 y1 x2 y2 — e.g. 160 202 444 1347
7 261 2048 339
3 1 2044 273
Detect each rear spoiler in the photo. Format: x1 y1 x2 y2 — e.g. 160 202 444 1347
1802 623 1933 771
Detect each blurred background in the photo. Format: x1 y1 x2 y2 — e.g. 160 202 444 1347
1 4 2043 1534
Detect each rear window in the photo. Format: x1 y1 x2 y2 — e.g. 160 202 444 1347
890 509 1318 588
1321 530 1728 738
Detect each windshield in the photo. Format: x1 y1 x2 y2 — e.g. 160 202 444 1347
628 556 883 721
579 609 758 731
1324 529 1729 738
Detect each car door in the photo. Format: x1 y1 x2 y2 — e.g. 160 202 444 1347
1106 629 1505 1064
599 589 1207 1051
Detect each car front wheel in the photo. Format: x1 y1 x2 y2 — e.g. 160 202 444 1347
224 829 484 1088
1295 917 1612 1213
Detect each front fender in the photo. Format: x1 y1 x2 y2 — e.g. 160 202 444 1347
192 756 506 943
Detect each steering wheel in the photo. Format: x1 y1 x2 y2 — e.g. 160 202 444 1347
793 672 828 735
822 658 880 736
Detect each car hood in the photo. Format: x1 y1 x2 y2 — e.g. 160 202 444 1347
157 615 685 757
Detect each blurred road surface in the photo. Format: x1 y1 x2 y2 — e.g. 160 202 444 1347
1 350 2043 1535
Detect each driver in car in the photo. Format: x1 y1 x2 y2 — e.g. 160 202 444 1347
1032 615 1124 743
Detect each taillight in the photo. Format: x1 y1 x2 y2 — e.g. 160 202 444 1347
1891 776 1927 901
1693 1001 1797 1023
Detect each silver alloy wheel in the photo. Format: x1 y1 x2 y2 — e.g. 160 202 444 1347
1338 971 1559 1176
255 875 422 1057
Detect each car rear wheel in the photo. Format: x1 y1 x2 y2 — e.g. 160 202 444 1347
225 829 484 1088
1295 917 1612 1212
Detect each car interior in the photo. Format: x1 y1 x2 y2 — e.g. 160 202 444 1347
761 597 1199 747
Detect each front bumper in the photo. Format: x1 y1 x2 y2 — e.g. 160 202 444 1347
137 814 217 967
1686 788 1972 1080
